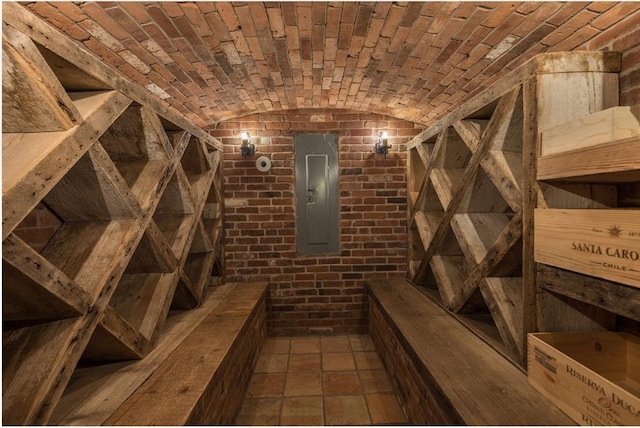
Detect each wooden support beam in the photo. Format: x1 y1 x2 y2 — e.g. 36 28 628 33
2 90 131 239
448 211 523 313
2 23 81 132
537 264 640 322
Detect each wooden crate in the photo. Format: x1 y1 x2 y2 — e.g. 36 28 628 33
540 105 640 157
528 332 640 426
534 209 640 288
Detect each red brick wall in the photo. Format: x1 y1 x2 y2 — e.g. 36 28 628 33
208 110 423 335
581 7 640 105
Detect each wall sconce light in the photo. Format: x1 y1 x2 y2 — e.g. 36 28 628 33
240 132 255 159
375 131 391 159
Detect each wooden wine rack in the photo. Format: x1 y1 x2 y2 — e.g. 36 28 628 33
2 4 224 424
407 51 630 366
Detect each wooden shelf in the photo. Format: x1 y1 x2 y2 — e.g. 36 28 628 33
181 136 213 207
430 255 485 313
2 234 91 322
537 264 640 322
84 306 149 362
2 24 81 133
3 317 83 424
2 6 225 424
2 90 131 239
413 211 442 251
537 136 640 182
431 168 464 210
97 105 174 212
405 54 624 365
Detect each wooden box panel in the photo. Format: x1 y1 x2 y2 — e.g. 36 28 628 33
541 105 640 157
534 209 640 288
528 332 640 426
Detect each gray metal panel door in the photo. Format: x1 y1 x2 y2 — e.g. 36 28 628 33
295 134 339 254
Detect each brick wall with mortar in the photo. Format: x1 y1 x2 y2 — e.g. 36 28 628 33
26 2 640 127
208 109 423 335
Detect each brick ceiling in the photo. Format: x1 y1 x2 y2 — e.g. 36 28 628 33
26 2 640 128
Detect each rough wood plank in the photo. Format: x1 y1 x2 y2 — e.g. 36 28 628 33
448 211 523 313
409 131 446 222
108 272 176 340
105 283 268 426
52 285 236 426
413 211 441 250
434 126 472 168
84 305 149 361
172 273 200 310
458 167 512 213
521 78 538 366
2 90 131 239
2 2 222 149
43 142 140 221
36 46 111 92
451 213 512 266
430 255 485 313
2 317 83 424
2 233 91 321
481 277 524 356
430 168 464 210
481 151 523 211
537 136 640 182
533 51 621 74
537 264 640 322
536 72 619 135
366 278 573 426
125 220 178 274
540 105 640 156
40 220 138 298
538 182 618 209
414 87 520 288
452 119 487 152
2 22 81 132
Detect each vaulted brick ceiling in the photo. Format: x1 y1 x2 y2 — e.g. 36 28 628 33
27 2 640 128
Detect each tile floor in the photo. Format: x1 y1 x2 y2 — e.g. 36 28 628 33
235 335 408 426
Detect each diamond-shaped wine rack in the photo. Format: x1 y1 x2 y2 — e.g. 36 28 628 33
407 51 629 367
408 86 527 363
2 6 224 424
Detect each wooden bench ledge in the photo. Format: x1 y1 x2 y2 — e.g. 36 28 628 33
55 282 268 426
366 278 573 426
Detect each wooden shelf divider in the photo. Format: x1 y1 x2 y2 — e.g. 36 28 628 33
406 52 626 366
2 5 224 424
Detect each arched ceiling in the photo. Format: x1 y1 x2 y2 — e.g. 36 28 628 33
26 2 640 128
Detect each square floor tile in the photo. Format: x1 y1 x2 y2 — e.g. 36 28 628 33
321 336 351 353
262 338 291 355
290 337 320 354
288 353 321 372
322 352 355 371
323 371 361 396
354 351 384 370
358 369 393 393
325 395 371 425
254 353 289 373
280 396 324 425
234 397 281 426
349 335 376 352
284 372 323 397
246 373 286 398
365 393 408 424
